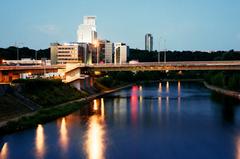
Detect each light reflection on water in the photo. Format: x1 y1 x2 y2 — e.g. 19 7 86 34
35 124 45 159
166 96 169 114
139 86 143 114
159 82 162 93
59 118 68 153
131 86 139 125
177 81 181 97
236 136 240 159
101 98 105 119
158 97 162 113
0 142 8 159
93 99 98 111
84 99 106 159
178 81 181 113
166 81 169 93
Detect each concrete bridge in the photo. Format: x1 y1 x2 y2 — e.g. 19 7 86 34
64 61 240 90
66 61 240 72
1 61 240 88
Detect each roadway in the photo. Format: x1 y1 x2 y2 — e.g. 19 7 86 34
1 61 240 73
67 61 240 72
0 65 64 71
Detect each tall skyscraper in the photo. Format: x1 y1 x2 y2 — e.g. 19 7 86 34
77 16 97 44
145 33 153 52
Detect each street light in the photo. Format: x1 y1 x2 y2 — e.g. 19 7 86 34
41 58 47 78
15 42 24 65
35 50 38 60
35 50 38 65
94 40 99 64
158 37 161 63
164 39 167 63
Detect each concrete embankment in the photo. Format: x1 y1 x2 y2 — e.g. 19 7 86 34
204 82 240 100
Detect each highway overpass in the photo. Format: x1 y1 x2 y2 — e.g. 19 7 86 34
66 61 240 73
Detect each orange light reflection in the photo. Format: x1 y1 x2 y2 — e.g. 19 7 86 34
166 81 169 93
84 116 106 159
101 98 105 118
178 81 181 97
158 97 162 113
60 118 68 152
236 135 240 159
159 82 162 93
166 96 169 113
0 142 8 159
139 86 142 91
93 99 98 111
35 124 45 159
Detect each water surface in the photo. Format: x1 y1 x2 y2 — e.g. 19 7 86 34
1 81 240 159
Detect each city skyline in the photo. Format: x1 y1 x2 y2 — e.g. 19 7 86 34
0 0 240 51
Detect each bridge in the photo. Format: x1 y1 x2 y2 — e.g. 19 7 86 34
66 61 240 72
63 61 240 90
1 61 240 86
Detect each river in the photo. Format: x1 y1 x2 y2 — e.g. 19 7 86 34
1 81 240 159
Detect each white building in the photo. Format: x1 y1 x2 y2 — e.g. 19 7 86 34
77 16 97 44
114 43 129 64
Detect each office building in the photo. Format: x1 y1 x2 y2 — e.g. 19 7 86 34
77 16 97 44
105 41 114 63
145 33 153 52
50 43 90 64
91 40 114 64
114 43 129 64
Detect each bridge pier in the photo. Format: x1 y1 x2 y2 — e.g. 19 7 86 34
64 63 96 91
64 63 87 90
71 77 94 91
70 80 81 91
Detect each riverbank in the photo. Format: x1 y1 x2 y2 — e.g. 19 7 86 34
204 82 240 100
0 83 132 136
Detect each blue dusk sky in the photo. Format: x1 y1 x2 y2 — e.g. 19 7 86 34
0 0 240 51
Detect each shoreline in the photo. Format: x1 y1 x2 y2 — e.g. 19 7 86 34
0 84 132 136
204 82 240 100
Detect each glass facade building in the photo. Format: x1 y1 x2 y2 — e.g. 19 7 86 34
145 33 153 52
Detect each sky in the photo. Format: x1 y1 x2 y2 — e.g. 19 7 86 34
0 0 240 51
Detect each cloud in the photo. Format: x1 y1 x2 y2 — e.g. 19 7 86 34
35 24 60 36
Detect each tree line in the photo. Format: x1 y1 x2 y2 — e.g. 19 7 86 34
0 46 49 60
1 46 240 62
128 49 240 62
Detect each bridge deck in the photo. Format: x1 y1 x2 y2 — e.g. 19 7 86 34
72 61 240 71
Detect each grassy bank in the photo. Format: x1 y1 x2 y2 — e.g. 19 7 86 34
0 94 30 122
205 71 240 92
0 100 87 136
0 78 130 136
0 79 90 135
12 79 88 107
